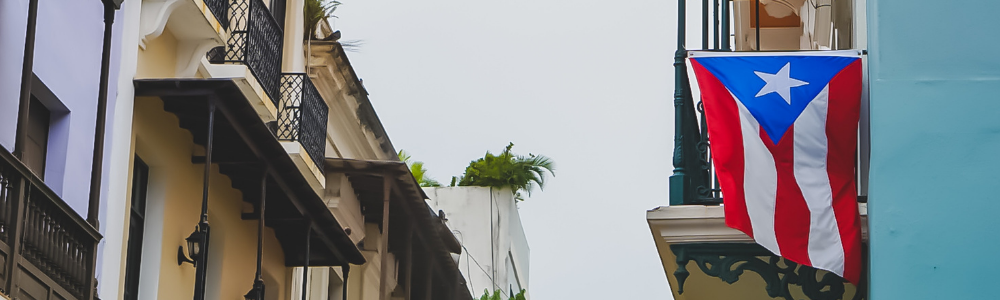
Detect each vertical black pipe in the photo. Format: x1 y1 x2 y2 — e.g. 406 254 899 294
255 171 266 279
341 264 350 300
88 0 116 229
713 0 720 49
245 170 267 299
721 0 730 50
301 223 311 300
701 0 709 50
670 0 688 205
82 4 117 299
193 100 216 300
14 0 40 159
755 0 761 51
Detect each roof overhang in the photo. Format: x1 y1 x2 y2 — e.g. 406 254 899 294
134 78 366 266
325 158 470 298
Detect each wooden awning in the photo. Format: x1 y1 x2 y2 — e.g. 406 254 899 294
134 79 365 266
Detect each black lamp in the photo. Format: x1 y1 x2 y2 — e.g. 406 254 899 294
178 226 204 265
243 279 265 300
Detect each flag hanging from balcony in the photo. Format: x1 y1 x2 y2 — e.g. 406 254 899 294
688 50 863 284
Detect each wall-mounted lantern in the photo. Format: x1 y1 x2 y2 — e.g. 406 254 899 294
178 225 205 265
244 280 265 300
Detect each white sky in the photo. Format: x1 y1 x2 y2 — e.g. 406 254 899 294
335 0 704 298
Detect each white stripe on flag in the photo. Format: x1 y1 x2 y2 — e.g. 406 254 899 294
792 85 846 276
735 96 780 255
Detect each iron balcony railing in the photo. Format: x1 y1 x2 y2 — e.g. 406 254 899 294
669 0 868 206
205 0 229 28
0 148 101 300
208 0 284 106
278 73 329 171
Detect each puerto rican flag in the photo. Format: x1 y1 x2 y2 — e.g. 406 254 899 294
688 51 863 284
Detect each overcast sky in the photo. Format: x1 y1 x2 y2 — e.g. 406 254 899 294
335 0 700 298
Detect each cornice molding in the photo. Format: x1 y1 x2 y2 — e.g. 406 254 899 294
647 203 868 244
138 0 183 49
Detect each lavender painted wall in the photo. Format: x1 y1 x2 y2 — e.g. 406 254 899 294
0 0 123 216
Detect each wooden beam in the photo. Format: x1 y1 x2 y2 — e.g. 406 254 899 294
424 255 435 300
4 178 28 295
378 175 392 300
404 227 413 300
210 97 351 265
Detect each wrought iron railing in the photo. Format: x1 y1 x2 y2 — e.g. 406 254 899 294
669 0 867 206
212 0 284 106
278 73 329 171
205 0 229 28
0 148 100 300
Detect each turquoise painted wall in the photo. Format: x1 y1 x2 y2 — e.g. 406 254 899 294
867 0 1000 298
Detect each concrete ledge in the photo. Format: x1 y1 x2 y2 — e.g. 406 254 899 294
281 141 326 197
202 61 278 122
647 203 868 244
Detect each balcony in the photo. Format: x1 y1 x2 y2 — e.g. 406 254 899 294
205 0 229 28
654 1 869 299
668 0 866 206
208 0 284 106
0 149 100 300
278 73 329 173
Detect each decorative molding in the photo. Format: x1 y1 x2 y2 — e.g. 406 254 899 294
138 0 184 49
670 243 867 300
176 39 222 77
647 203 868 244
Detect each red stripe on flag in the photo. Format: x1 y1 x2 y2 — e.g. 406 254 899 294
690 59 753 237
827 60 863 284
762 127 813 266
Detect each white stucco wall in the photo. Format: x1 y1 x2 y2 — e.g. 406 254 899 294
423 186 530 298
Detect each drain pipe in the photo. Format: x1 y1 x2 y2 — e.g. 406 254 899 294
14 0 39 159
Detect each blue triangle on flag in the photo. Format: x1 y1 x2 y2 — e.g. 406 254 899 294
694 55 857 145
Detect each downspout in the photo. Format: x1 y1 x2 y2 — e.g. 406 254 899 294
89 0 119 229
14 0 40 159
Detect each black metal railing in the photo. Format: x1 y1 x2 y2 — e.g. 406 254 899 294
213 0 285 106
278 73 329 171
669 0 867 205
205 0 229 28
0 148 100 300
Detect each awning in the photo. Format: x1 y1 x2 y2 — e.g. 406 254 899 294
134 79 365 266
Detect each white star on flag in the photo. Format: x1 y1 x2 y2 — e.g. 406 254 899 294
754 62 808 104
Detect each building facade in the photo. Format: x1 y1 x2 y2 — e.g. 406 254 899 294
649 0 869 299
0 0 123 299
424 187 531 298
865 0 1000 299
89 0 474 300
653 0 1000 299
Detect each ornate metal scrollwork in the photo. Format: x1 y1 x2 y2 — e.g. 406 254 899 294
278 74 329 171
671 243 866 300
214 0 284 105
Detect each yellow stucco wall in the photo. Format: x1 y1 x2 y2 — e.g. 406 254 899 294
136 30 178 79
130 96 291 300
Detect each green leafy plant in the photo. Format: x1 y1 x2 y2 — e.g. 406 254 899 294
398 150 442 187
303 0 341 40
457 143 554 201
479 289 526 300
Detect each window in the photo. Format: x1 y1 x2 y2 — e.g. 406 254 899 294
23 96 50 178
123 156 150 300
733 0 857 51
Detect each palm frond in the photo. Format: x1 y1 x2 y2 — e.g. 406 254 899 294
457 143 554 201
303 0 341 40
